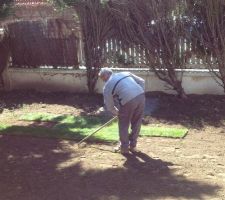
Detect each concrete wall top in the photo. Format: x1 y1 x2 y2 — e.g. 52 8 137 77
5 67 224 95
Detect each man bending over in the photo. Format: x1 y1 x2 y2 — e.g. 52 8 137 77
99 68 145 154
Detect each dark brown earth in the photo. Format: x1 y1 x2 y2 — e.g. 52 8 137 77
0 90 225 200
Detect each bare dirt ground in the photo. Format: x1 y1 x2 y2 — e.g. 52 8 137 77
0 90 225 200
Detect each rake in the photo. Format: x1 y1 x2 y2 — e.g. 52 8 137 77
77 116 118 147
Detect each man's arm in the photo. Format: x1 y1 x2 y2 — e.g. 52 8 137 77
103 87 119 116
130 73 145 90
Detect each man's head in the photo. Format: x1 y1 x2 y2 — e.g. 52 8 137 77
99 68 113 82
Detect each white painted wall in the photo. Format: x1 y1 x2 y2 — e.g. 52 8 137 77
3 68 224 95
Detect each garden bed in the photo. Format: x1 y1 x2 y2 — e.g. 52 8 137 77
0 90 225 200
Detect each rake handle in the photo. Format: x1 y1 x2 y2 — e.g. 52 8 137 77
77 116 118 146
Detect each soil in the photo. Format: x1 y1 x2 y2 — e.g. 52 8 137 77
0 90 225 200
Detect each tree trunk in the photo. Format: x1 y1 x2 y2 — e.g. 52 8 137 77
0 35 10 89
173 80 187 98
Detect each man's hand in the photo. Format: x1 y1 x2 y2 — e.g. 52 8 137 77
95 107 105 115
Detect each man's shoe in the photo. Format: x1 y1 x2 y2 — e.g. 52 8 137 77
114 146 129 154
129 147 140 153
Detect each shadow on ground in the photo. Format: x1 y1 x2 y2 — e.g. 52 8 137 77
0 90 103 114
145 92 225 129
0 135 220 200
1 90 225 130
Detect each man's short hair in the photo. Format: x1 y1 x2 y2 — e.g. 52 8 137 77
98 67 113 77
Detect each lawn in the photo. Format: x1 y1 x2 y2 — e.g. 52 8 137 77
0 112 188 142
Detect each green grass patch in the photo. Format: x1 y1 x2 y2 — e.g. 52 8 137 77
0 113 188 142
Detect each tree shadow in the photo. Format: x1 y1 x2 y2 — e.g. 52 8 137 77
0 135 221 200
144 92 225 129
0 89 103 114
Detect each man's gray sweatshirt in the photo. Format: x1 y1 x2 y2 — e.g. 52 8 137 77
103 72 145 115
